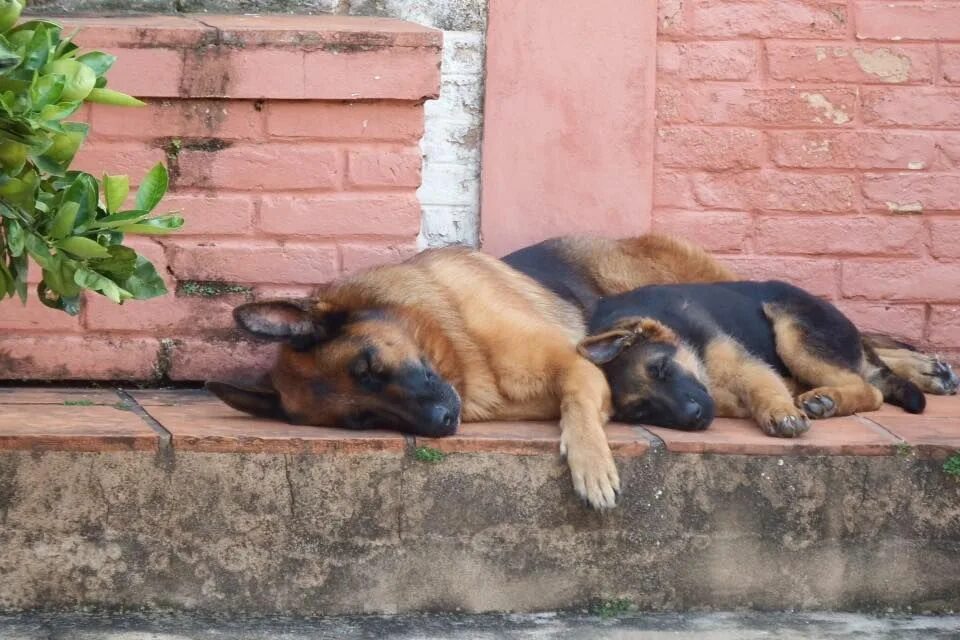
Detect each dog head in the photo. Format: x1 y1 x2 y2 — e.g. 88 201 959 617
577 317 714 430
206 300 462 437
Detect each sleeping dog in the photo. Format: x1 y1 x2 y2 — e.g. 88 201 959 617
576 280 926 436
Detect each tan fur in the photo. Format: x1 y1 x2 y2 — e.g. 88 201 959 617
249 248 620 509
764 307 884 416
704 337 809 437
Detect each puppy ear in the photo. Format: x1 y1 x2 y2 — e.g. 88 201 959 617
233 300 348 349
577 329 636 365
631 318 678 344
205 381 285 420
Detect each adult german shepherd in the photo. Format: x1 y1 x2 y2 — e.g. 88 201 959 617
208 235 956 510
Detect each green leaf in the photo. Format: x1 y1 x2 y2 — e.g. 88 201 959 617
39 100 80 121
20 25 50 72
75 51 116 76
117 214 183 235
48 201 78 239
89 209 148 229
10 251 27 303
31 72 63 108
134 163 168 213
74 266 131 303
5 218 23 256
0 260 12 299
103 174 129 214
0 37 22 75
91 244 136 279
85 87 145 107
25 232 55 269
118 255 167 300
56 236 109 259
61 171 98 228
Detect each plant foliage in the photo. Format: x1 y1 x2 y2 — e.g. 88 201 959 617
0 3 182 314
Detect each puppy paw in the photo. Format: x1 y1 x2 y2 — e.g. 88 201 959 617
758 408 810 438
561 433 620 510
797 392 837 419
925 358 959 396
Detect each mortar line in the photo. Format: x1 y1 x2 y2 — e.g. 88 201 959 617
116 388 174 459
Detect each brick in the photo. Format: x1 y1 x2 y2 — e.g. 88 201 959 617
854 2 960 41
91 100 264 140
754 215 923 256
258 194 420 237
346 150 421 188
657 85 857 127
167 337 279 382
217 48 306 99
720 256 839 298
766 43 934 84
928 305 960 349
657 41 757 81
931 218 960 259
943 46 960 85
64 15 212 49
340 241 419 274
160 193 256 235
842 260 960 302
303 48 441 101
166 240 339 284
693 170 857 213
834 301 926 342
0 335 159 380
266 101 424 142
659 0 688 36
769 131 935 170
862 88 960 128
71 141 167 182
692 0 848 39
862 173 960 213
653 170 699 208
656 127 763 170
937 132 960 168
84 293 243 333
650 210 751 252
176 143 342 190
0 298 82 332
102 48 183 99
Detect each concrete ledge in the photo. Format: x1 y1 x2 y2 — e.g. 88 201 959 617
58 14 442 99
0 388 959 614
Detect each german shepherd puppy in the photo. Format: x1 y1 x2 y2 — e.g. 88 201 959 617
503 235 959 397
207 248 622 509
576 281 926 435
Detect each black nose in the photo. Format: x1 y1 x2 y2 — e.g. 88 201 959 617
684 399 702 421
429 404 456 431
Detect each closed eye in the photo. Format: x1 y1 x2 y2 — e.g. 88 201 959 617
647 358 671 380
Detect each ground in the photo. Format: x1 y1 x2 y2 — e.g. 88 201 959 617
0 612 959 639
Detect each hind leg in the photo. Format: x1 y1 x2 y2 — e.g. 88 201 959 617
862 334 958 395
767 311 883 418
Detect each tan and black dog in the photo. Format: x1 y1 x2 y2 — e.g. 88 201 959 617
503 235 958 398
575 281 925 435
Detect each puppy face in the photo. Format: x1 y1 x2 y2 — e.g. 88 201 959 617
578 318 714 430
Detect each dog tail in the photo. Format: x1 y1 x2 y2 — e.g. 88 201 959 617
862 341 926 414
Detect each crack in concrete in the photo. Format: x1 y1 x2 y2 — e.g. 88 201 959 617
116 388 175 468
282 454 298 519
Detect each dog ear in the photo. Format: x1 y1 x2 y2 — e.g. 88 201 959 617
577 329 636 364
233 300 346 348
631 318 678 344
205 381 285 420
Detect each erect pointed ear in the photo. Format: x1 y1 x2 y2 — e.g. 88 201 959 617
577 329 636 365
232 300 347 349
205 381 285 420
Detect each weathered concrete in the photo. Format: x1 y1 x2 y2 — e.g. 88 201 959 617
2 611 960 639
1 447 958 615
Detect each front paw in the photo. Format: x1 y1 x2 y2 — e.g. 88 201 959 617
561 434 620 510
797 391 837 419
757 408 810 438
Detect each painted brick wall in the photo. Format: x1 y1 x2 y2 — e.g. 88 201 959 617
654 0 960 360
0 15 440 382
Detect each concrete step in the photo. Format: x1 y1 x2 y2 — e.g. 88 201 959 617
0 387 959 615
1 611 960 639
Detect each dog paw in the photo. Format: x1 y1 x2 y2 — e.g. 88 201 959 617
924 358 959 396
798 392 837 419
759 410 810 438
561 433 620 510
